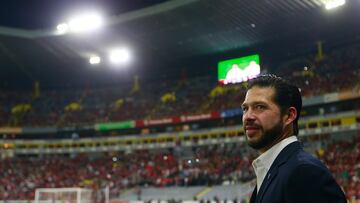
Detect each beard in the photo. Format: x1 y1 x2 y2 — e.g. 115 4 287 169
246 120 284 151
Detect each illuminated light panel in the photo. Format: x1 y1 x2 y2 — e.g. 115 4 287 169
89 56 101 64
324 0 346 10
68 13 103 32
56 23 69 33
109 48 131 64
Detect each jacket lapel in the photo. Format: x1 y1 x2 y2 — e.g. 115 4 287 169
250 186 257 203
255 141 302 203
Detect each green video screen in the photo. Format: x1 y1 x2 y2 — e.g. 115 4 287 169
218 54 260 84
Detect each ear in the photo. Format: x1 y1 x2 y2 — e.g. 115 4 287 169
283 107 297 126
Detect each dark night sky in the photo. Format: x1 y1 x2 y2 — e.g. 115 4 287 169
0 0 168 29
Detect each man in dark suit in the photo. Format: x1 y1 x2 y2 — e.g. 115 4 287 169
241 75 346 203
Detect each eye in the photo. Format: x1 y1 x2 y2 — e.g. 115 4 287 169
241 106 248 112
255 104 266 110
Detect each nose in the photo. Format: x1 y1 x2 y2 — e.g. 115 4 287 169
242 108 256 123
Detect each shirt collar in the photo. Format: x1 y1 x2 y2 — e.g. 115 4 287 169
252 136 298 192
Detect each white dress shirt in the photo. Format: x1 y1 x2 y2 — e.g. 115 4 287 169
252 136 298 193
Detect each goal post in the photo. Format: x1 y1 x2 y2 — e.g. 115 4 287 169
34 187 93 203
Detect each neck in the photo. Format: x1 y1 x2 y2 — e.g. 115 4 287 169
259 128 293 154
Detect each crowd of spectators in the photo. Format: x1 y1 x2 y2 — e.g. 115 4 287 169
320 134 360 201
1 42 360 127
0 143 256 200
1 42 360 201
277 42 360 97
1 132 360 201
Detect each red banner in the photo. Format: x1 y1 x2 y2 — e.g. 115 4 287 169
135 112 220 128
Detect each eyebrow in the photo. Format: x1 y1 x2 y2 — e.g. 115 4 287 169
241 101 267 108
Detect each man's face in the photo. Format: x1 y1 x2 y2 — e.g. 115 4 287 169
241 86 285 152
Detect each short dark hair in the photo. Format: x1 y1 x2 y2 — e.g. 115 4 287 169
247 74 302 135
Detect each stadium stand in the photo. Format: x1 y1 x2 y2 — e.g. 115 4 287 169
1 41 360 128
322 134 360 200
1 132 360 201
0 144 256 200
1 31 360 203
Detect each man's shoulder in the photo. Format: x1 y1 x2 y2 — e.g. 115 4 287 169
282 147 329 173
275 148 337 191
272 142 331 177
295 148 325 166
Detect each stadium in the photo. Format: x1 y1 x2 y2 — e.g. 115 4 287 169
0 0 359 202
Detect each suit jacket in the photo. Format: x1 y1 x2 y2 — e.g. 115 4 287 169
250 141 346 203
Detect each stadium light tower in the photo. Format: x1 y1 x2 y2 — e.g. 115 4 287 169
109 48 131 65
323 0 346 10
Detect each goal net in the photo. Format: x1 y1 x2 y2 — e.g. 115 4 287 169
34 188 93 203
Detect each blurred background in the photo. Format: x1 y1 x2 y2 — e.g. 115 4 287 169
0 0 359 202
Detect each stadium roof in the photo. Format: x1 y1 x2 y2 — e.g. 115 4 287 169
0 0 359 88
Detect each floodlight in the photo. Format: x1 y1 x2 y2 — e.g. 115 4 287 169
324 0 346 10
68 13 103 32
109 48 130 64
56 23 69 33
89 56 101 64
